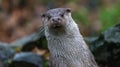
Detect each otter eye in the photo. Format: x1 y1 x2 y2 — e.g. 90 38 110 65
60 14 64 17
47 15 51 20
41 14 51 20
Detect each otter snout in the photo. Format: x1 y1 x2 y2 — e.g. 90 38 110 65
51 17 62 24
50 17 63 28
51 17 61 23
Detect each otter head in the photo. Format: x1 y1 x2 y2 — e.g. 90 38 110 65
41 8 71 35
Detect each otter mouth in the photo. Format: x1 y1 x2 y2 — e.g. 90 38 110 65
53 24 62 28
52 24 62 29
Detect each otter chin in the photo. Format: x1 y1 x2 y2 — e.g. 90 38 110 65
53 24 62 28
49 23 66 36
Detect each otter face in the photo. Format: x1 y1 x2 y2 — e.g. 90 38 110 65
41 8 71 30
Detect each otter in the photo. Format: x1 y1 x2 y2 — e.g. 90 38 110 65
41 8 98 67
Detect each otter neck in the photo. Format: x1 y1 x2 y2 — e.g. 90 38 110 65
46 26 92 67
45 19 87 56
45 17 98 67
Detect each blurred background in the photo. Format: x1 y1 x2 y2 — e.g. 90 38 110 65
0 0 120 67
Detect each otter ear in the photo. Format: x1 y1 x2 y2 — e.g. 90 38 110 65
41 14 46 23
41 13 46 18
65 8 71 13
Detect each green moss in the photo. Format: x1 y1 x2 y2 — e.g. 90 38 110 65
99 4 120 31
72 9 89 26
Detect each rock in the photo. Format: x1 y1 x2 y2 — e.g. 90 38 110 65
9 52 43 67
0 42 14 67
86 23 120 67
10 26 45 48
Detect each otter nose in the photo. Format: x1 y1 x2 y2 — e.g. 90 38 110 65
51 17 61 23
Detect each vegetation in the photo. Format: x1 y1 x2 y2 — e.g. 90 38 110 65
99 4 120 31
0 0 120 67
